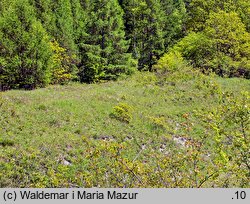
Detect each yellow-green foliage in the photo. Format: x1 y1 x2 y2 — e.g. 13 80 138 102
149 116 166 130
110 103 133 123
50 41 75 84
152 50 203 85
153 51 186 74
133 71 157 85
195 91 250 186
204 11 250 77
166 11 250 78
194 73 221 97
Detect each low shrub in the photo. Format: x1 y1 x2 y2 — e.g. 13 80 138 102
110 103 133 123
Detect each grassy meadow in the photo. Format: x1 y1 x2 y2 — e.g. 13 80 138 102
0 70 249 187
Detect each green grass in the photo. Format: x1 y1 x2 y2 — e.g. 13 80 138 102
0 71 249 187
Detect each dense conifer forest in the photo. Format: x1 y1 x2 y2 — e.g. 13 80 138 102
1 0 249 90
0 0 249 188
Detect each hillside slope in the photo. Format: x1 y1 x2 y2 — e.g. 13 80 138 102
0 71 249 187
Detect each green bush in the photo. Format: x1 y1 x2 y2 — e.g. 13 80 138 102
204 11 250 78
164 11 250 79
110 103 133 123
193 91 250 187
50 40 78 85
153 51 186 74
171 32 214 69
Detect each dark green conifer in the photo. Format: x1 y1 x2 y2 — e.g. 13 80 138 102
160 0 186 48
120 0 165 70
80 0 136 82
34 0 82 81
0 0 53 90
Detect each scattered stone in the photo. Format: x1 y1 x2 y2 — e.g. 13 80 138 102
172 135 201 148
173 135 187 147
125 136 133 141
62 159 72 166
159 143 166 152
57 155 72 166
141 144 146 150
99 135 115 141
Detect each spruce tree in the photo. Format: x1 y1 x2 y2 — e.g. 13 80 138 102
0 0 53 90
160 0 186 48
70 0 87 45
120 0 165 71
70 0 88 69
29 0 57 34
32 0 80 82
53 0 76 53
79 0 136 82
